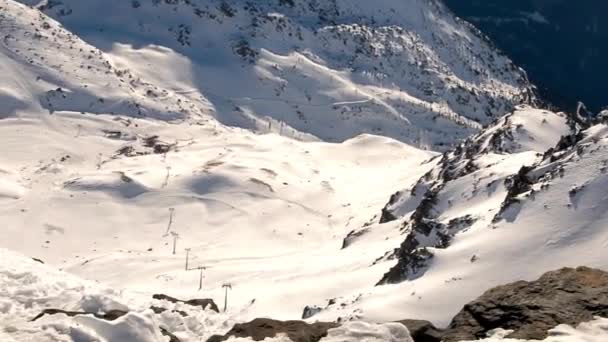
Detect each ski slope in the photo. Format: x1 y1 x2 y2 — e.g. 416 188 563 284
0 108 437 322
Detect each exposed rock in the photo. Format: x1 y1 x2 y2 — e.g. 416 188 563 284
379 191 402 223
152 294 219 313
396 319 443 342
31 257 44 264
377 189 444 284
206 318 339 342
142 135 175 154
341 228 370 249
160 326 181 342
31 308 128 322
301 305 322 319
492 165 534 223
443 267 608 341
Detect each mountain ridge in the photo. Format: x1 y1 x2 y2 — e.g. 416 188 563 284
5 0 535 150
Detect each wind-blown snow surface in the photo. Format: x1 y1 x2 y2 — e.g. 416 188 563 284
3 0 535 150
0 247 415 341
3 246 608 341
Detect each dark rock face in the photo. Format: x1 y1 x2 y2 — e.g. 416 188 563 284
206 318 339 342
152 294 219 313
341 228 370 249
443 267 608 341
301 305 322 319
396 319 443 342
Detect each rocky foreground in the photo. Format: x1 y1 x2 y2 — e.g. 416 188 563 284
205 267 608 342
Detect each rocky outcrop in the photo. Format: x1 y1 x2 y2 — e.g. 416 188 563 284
442 267 608 341
205 267 608 342
206 318 339 342
341 228 371 249
301 305 322 319
396 320 443 342
152 294 219 313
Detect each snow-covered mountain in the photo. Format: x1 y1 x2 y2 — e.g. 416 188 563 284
3 0 535 150
2 0 608 341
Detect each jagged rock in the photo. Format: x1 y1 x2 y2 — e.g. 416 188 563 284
341 228 370 249
301 305 322 319
377 189 442 284
160 327 181 342
31 308 128 321
379 191 402 223
152 294 219 313
492 165 534 223
442 267 608 341
396 319 443 342
206 318 339 342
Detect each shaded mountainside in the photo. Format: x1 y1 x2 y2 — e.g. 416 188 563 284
5 0 536 150
443 0 608 112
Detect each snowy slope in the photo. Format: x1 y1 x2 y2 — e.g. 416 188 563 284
6 0 535 150
0 105 436 323
3 247 608 341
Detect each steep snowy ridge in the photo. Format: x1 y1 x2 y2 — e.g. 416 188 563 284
321 107 608 328
374 106 573 284
7 0 534 149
